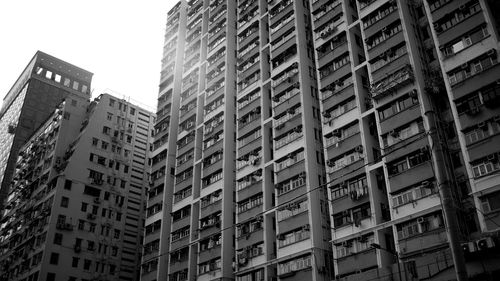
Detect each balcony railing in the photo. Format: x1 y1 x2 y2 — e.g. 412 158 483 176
370 64 414 99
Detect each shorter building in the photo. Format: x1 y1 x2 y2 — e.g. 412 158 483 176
0 93 154 281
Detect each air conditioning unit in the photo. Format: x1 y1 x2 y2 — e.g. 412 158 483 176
409 89 418 98
421 181 430 188
94 198 101 204
417 217 425 224
462 241 478 253
87 213 96 220
332 129 341 138
322 111 331 118
461 63 468 69
390 130 398 137
487 49 496 56
477 237 495 250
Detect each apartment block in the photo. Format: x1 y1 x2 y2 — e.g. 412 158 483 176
0 51 92 208
315 0 500 280
142 0 238 280
144 0 500 281
0 93 154 281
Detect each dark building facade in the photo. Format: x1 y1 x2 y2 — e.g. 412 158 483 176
0 51 93 208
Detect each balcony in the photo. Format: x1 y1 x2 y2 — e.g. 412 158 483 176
320 63 351 93
238 71 260 95
314 1 342 29
450 58 500 100
210 1 227 20
269 0 294 26
436 10 485 46
370 64 414 100
270 15 295 42
238 5 259 29
238 95 261 118
199 246 222 264
275 158 305 184
326 132 362 161
363 4 399 39
384 135 428 163
273 89 301 118
274 111 302 137
203 159 223 180
237 228 264 250
371 52 410 82
399 228 447 255
336 248 377 276
367 29 405 61
238 134 262 157
277 212 309 235
208 21 227 43
172 215 192 233
272 66 299 95
317 40 348 69
238 39 259 62
208 34 226 54
467 133 500 162
239 21 259 43
322 81 354 112
379 103 421 135
329 159 365 183
272 33 297 61
201 198 222 218
389 162 434 193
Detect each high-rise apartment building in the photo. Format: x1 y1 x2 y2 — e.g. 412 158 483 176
317 0 500 281
0 93 154 281
0 51 93 208
144 0 500 281
143 0 239 280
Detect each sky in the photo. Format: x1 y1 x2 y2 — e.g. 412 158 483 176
0 0 179 111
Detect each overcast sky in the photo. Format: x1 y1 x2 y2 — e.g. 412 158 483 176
0 0 178 111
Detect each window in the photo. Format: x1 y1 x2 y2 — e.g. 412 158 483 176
50 253 59 265
472 160 500 178
199 258 221 274
64 180 72 190
60 197 69 208
388 148 430 176
72 257 79 268
92 138 99 146
392 181 436 207
480 191 500 213
276 174 306 195
73 81 79 90
278 255 312 276
278 227 310 247
397 213 444 239
102 126 111 135
53 233 63 245
378 93 418 120
237 193 263 213
47 273 56 281
84 259 92 270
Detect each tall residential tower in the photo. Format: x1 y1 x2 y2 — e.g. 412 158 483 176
0 51 92 208
0 93 154 281
143 0 500 281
